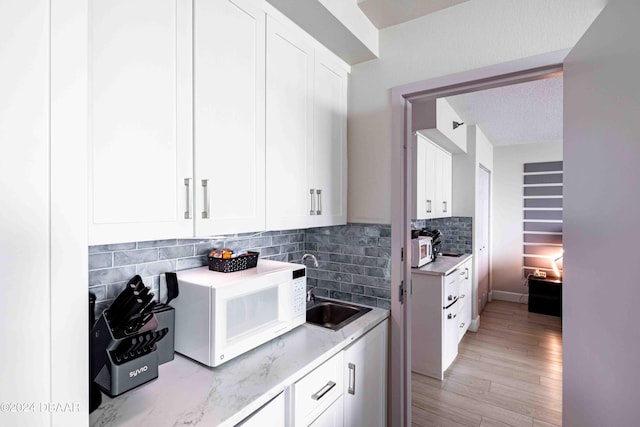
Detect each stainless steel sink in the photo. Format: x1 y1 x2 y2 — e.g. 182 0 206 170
306 299 371 331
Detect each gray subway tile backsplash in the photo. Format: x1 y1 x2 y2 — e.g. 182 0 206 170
412 217 473 254
88 224 399 313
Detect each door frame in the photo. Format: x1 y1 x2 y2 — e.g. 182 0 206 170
390 50 566 426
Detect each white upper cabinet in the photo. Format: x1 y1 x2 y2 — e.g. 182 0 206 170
194 0 265 236
265 14 315 231
89 0 193 245
311 50 348 227
265 11 349 231
414 135 452 219
89 1 349 244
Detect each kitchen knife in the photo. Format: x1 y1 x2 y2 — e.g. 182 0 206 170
108 276 145 326
112 298 145 334
128 333 149 356
164 272 180 305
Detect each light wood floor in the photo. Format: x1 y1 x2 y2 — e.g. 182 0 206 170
412 300 563 427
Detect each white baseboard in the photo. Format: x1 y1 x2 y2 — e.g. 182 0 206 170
469 315 480 332
491 290 528 304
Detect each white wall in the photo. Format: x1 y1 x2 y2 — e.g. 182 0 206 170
564 1 640 425
348 0 605 224
492 140 562 294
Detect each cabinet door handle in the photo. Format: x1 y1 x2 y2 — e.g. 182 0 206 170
426 199 432 213
443 201 448 213
316 189 322 215
309 189 316 216
201 179 210 219
311 381 336 401
465 267 469 279
184 178 192 219
348 362 356 395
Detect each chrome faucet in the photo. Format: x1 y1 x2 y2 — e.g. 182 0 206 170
306 288 316 303
301 253 319 268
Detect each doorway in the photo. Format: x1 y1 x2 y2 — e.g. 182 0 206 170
389 51 566 426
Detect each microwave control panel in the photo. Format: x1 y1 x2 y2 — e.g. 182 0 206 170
292 269 306 318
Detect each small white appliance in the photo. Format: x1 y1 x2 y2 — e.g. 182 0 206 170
170 260 306 367
411 236 433 268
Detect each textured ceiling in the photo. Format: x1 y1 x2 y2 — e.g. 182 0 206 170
445 76 563 146
357 0 470 29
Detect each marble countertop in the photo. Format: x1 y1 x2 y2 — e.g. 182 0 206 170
90 302 389 427
412 253 472 276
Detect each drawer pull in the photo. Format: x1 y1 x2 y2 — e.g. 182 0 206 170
311 381 336 401
348 363 356 395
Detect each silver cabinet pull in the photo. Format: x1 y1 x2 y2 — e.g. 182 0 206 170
184 178 192 219
443 201 448 213
348 363 356 395
465 267 469 279
201 179 210 219
311 381 336 401
316 189 322 215
309 189 316 216
426 199 432 213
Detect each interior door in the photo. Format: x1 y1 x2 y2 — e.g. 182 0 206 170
477 166 490 313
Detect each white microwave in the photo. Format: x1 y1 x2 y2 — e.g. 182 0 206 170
170 260 307 367
411 236 433 268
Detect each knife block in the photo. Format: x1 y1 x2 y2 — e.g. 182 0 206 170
90 312 160 397
152 304 175 365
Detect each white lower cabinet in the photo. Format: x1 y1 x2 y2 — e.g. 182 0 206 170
412 258 472 380
343 320 388 427
238 392 286 427
286 319 388 427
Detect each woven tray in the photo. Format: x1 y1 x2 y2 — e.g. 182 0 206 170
207 251 259 273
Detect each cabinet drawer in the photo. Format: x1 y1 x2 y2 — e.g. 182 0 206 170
294 351 343 426
443 268 466 307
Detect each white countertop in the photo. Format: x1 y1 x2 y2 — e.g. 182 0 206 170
90 302 389 427
412 253 472 276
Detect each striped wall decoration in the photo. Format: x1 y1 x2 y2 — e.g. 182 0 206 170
523 161 563 279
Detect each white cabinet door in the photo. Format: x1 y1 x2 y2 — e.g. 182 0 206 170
239 392 285 427
88 0 193 245
194 0 265 236
265 15 314 231
438 148 452 218
343 320 388 427
425 140 439 219
413 135 428 219
311 50 348 227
